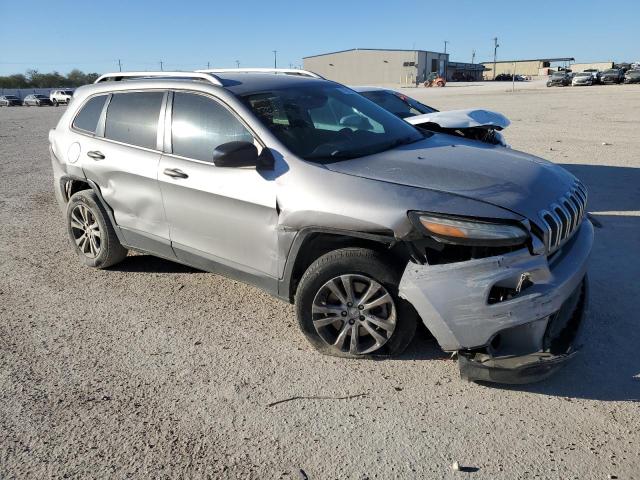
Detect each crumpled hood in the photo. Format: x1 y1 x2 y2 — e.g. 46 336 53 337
405 109 510 130
324 135 578 221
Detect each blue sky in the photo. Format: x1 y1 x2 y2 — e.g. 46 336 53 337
0 0 637 75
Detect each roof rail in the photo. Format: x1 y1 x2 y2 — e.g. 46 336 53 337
195 68 325 79
94 71 223 86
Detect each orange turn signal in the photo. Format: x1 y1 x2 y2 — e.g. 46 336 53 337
420 220 468 238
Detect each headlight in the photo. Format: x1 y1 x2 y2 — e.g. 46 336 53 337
409 212 530 247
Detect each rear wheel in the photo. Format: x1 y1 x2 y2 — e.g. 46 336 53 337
295 248 417 358
66 190 128 268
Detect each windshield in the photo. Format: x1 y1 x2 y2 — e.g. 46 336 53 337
359 90 437 118
577 73 591 77
63 90 73 95
4 95 19 100
35 95 48 99
603 69 617 74
241 85 424 161
552 72 565 77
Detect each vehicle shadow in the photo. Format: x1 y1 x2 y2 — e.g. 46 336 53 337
112 254 199 274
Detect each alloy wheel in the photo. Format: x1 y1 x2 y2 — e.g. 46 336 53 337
311 274 397 355
70 204 101 258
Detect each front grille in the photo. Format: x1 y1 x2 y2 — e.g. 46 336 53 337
538 181 588 253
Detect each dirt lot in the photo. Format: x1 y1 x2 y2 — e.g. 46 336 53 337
1 81 639 479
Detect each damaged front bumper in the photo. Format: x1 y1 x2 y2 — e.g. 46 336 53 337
458 276 588 383
399 219 593 384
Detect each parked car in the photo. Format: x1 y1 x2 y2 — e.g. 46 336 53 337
572 72 594 86
582 69 601 83
600 69 624 84
624 69 640 84
353 87 509 146
0 95 22 106
547 71 571 87
49 69 593 384
50 89 74 106
23 94 53 106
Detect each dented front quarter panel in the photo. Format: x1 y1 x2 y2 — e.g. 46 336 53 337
398 219 594 351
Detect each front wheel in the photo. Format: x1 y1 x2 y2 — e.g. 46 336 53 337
295 248 417 358
66 190 128 268
52 99 58 106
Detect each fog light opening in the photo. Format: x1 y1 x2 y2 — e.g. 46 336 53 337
488 273 534 304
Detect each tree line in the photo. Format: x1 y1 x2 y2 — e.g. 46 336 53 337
0 69 100 88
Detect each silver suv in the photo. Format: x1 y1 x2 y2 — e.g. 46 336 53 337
49 69 593 383
50 89 74 106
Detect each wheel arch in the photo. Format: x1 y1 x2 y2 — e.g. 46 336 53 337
278 227 411 303
60 175 126 245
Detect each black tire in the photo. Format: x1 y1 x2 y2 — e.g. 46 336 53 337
52 99 58 107
66 189 128 268
295 247 417 358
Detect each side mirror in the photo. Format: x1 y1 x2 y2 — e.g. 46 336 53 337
212 141 259 168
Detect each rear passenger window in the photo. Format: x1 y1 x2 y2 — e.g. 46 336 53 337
73 95 107 133
171 92 253 162
105 91 164 149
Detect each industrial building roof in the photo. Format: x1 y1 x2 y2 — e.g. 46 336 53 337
303 48 447 59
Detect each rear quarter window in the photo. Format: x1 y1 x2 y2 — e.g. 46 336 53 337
105 91 164 149
72 95 108 134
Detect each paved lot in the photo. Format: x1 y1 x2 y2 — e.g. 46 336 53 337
1 81 639 479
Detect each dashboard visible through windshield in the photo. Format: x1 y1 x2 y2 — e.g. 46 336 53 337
241 85 424 162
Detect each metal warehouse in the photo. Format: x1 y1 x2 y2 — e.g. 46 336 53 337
303 48 454 86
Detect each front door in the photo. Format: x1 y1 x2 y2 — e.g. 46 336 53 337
158 91 278 279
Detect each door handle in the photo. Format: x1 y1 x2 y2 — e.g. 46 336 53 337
163 168 189 179
87 150 105 160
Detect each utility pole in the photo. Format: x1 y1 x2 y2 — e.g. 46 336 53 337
207 61 210 69
160 60 164 71
443 41 449 54
471 49 476 64
273 50 277 69
235 60 240 68
117 59 122 72
492 37 499 80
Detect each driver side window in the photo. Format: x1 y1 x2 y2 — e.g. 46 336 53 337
171 92 254 162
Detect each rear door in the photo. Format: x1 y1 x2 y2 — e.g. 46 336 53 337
158 90 278 279
75 90 173 256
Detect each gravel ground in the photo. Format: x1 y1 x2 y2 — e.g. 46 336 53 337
1 81 639 479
